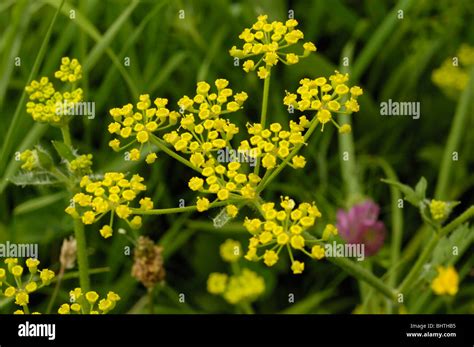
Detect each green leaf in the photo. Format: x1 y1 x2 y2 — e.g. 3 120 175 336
381 178 419 206
415 177 427 201
35 145 54 170
10 171 59 186
431 224 473 267
52 140 75 161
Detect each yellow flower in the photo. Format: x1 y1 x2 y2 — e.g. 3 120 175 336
290 235 305 249
217 188 230 200
243 197 322 272
188 177 204 191
4 286 16 297
68 154 93 175
15 292 29 306
145 153 157 164
85 291 99 304
219 239 241 262
40 269 55 285
71 173 150 236
429 199 447 221
25 282 38 293
431 266 459 296
129 148 140 161
25 59 84 126
98 299 113 313
339 124 351 134
292 155 306 168
139 197 154 210
230 15 316 75
58 304 71 314
54 57 82 82
263 250 278 266
60 289 120 314
257 66 269 79
226 204 239 218
311 245 325 260
196 197 210 212
285 72 363 131
130 216 142 229
291 261 305 274
322 224 338 241
207 273 228 294
222 269 265 304
11 265 23 277
82 211 95 224
100 225 113 239
115 205 131 219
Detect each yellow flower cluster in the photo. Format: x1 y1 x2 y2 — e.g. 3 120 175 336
54 57 83 83
25 57 83 126
65 172 153 238
243 197 330 274
19 150 39 171
431 266 459 296
207 239 264 305
229 15 316 78
188 161 261 211
284 72 363 131
178 79 248 117
429 199 447 221
68 154 93 176
207 269 265 305
432 44 474 95
164 118 239 158
239 119 309 170
59 288 120 314
108 95 181 163
1 258 55 314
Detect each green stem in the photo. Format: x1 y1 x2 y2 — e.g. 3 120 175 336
240 301 255 314
148 287 154 314
303 232 397 301
0 0 66 176
60 125 72 147
73 219 90 291
46 267 64 314
434 66 474 200
361 157 403 291
132 200 233 215
338 42 361 202
257 119 320 192
150 135 201 173
398 205 474 294
254 74 271 177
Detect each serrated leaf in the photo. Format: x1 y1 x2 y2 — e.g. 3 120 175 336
415 177 427 201
9 171 59 186
52 140 75 161
381 178 419 206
